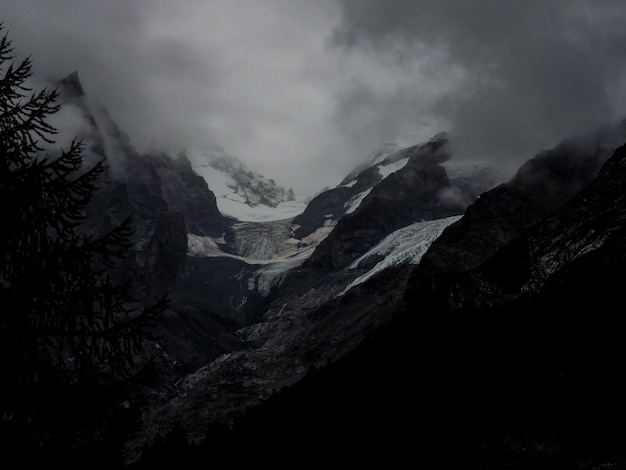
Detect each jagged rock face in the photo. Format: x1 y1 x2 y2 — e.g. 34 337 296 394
56 73 242 368
167 140 626 469
291 165 382 240
158 256 262 372
418 120 626 274
398 136 626 463
304 141 463 271
136 139 626 467
58 70 85 97
57 71 626 467
153 153 232 239
398 141 626 452
292 137 454 243
59 80 184 299
381 142 626 469
122 137 493 457
121 136 490 458
191 148 295 209
410 140 626 315
291 135 496 274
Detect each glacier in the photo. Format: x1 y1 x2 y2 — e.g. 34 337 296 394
336 215 462 297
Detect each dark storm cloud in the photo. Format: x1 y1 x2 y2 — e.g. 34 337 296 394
0 0 346 195
2 1 624 196
331 0 626 172
0 1 219 151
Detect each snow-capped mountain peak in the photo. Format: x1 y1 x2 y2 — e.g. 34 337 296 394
187 146 305 222
367 126 445 165
338 128 450 187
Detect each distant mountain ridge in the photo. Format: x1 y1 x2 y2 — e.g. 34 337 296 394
122 125 506 459
53 71 626 468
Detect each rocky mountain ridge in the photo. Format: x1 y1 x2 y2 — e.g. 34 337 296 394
135 126 626 469
56 71 626 468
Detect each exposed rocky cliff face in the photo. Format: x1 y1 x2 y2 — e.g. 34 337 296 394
304 137 460 271
57 71 626 469
418 120 626 274
120 112 625 465
409 138 626 324
395 139 626 469
189 146 296 211
132 133 626 470
58 73 243 372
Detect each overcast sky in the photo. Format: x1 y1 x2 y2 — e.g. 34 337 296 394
2 1 625 196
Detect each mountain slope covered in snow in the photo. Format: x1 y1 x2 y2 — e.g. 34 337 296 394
187 145 303 222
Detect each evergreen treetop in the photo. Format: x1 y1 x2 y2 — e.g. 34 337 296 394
0 24 166 460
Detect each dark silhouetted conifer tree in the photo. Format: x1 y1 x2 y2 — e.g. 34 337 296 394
0 25 166 460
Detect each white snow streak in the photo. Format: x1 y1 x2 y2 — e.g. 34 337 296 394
377 158 409 179
345 189 372 214
335 215 461 297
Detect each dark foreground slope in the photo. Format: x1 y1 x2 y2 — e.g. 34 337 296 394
136 141 626 469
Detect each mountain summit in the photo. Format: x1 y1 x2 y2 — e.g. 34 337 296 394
187 145 300 222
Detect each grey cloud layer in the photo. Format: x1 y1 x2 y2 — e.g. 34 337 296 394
1 0 624 195
0 1 351 195
332 0 626 170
